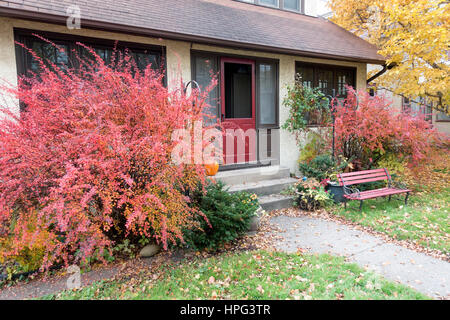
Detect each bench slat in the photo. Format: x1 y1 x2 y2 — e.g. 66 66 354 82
342 177 389 186
339 169 386 177
342 172 388 182
345 188 411 200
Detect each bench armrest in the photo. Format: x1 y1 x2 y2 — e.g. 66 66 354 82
391 180 408 190
343 185 360 197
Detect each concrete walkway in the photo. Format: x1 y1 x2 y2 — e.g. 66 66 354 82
271 215 450 299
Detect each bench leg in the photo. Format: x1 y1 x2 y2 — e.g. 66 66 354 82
344 201 347 209
405 193 410 206
359 201 363 212
388 195 392 202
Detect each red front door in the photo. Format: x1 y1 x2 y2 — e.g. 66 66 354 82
220 58 257 165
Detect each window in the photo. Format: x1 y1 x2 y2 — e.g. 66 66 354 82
283 0 301 11
258 62 278 126
296 62 356 98
259 0 279 7
192 54 219 125
436 111 450 121
402 97 433 122
296 62 356 125
238 0 304 13
192 52 279 128
28 41 71 73
15 29 165 78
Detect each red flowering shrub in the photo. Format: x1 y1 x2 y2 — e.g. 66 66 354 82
0 43 216 269
332 88 446 170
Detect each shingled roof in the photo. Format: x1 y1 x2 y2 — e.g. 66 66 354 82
0 0 385 64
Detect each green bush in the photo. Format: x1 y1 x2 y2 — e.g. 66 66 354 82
299 154 348 182
183 182 259 250
299 131 330 163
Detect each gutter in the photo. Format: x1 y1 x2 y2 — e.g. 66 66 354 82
0 7 386 65
367 63 396 84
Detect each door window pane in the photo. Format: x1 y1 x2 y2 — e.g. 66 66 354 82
224 63 252 119
259 63 277 125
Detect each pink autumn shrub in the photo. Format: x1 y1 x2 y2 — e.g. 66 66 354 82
0 42 216 270
332 88 446 170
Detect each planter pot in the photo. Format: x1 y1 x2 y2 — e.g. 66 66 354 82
296 194 321 211
326 182 347 203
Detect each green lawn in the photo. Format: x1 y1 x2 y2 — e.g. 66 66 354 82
41 251 427 300
331 188 449 255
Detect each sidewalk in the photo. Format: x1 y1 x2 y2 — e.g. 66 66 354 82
271 215 450 299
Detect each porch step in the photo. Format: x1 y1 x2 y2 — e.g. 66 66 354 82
228 177 298 197
216 166 291 185
259 194 296 212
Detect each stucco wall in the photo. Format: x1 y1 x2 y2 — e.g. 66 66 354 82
0 17 368 174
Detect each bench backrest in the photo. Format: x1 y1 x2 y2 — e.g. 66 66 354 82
337 168 391 187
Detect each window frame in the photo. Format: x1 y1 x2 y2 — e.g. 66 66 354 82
191 50 279 129
295 61 357 127
403 97 434 123
295 61 357 98
436 112 450 122
14 28 166 82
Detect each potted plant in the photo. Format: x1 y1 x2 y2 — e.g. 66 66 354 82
322 178 347 203
295 178 333 211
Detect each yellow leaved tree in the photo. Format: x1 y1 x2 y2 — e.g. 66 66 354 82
329 0 450 113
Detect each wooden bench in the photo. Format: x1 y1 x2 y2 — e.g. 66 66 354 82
337 168 411 211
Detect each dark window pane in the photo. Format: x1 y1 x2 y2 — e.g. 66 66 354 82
296 67 314 88
336 70 354 96
79 46 114 66
317 69 333 96
29 40 70 73
131 50 159 71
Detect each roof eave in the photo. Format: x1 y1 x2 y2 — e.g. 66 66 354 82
0 7 386 65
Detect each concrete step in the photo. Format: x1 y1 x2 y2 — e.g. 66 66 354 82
227 177 298 197
259 194 296 212
216 166 291 185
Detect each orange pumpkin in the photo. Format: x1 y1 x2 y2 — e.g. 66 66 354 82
204 161 219 176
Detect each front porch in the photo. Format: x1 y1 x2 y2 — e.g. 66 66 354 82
215 166 297 211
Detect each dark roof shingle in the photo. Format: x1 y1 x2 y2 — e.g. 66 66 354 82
0 0 385 63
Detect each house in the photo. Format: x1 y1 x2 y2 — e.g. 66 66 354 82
0 0 383 189
367 73 450 136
